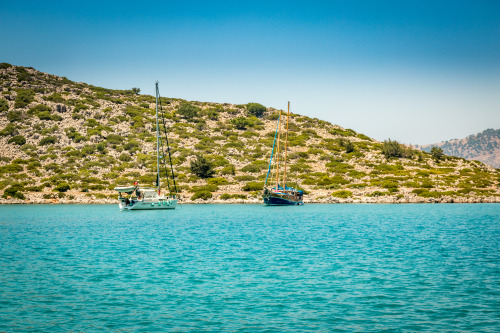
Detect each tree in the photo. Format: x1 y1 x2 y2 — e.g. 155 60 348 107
131 87 141 95
177 103 200 119
431 147 444 162
382 139 404 158
246 103 266 117
190 155 215 178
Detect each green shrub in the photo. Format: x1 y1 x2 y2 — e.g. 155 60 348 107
246 103 266 117
0 98 8 112
382 139 404 158
119 153 132 162
220 164 236 175
8 135 26 145
177 103 200 119
207 177 229 185
106 134 122 144
0 164 23 174
39 136 57 146
231 117 250 129
243 182 264 191
190 155 215 178
0 63 13 69
220 193 231 200
7 111 23 122
14 89 35 108
220 193 247 200
191 190 212 201
331 190 352 198
0 124 18 137
66 127 85 143
54 182 70 192
2 184 25 199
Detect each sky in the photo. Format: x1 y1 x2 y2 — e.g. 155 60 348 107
2 0 499 144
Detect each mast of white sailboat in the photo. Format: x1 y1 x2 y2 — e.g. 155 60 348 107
275 109 282 189
283 101 290 190
155 82 161 194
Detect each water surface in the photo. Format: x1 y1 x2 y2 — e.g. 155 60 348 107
0 204 499 332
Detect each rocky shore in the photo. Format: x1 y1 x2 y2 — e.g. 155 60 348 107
1 191 499 205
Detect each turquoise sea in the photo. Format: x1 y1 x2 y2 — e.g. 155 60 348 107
0 204 499 332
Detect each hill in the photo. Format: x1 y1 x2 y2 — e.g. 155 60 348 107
1 63 499 204
416 129 500 169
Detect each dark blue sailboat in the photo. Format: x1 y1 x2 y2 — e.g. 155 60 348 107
262 102 304 206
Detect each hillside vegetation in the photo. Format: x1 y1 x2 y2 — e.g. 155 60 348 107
417 129 500 169
1 64 499 203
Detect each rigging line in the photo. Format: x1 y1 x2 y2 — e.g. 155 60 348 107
158 93 178 194
158 134 172 194
264 113 281 187
157 97 172 194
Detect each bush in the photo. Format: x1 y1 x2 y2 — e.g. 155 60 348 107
243 182 264 191
382 139 404 158
207 177 229 185
0 123 18 137
221 193 247 200
190 155 215 178
14 89 35 108
177 103 200 119
119 153 132 162
331 190 352 198
8 135 26 145
338 138 354 153
231 117 250 130
191 190 212 201
54 182 70 192
66 127 85 143
0 164 23 174
0 63 13 69
39 136 57 146
7 111 23 122
0 98 8 112
106 134 122 144
246 103 266 117
220 164 236 175
2 184 25 199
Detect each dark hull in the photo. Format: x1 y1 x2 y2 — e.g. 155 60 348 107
263 193 303 206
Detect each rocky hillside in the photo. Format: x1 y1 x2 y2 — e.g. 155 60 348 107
1 63 499 204
416 129 500 169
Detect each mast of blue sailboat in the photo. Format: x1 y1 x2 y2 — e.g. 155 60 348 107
283 102 290 190
155 82 161 194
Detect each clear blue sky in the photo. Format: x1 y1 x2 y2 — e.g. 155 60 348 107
2 0 499 144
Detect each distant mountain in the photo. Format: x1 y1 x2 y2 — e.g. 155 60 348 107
416 129 500 169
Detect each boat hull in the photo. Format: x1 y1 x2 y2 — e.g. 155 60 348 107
263 193 303 206
119 199 177 210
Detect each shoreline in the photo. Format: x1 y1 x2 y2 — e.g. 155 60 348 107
2 196 500 205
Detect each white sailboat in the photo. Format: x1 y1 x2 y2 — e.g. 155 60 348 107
114 82 178 210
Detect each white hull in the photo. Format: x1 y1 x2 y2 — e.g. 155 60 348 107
119 199 177 210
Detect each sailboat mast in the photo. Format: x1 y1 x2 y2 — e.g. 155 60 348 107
155 82 161 194
275 109 282 188
283 101 290 189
